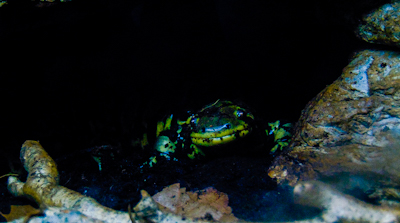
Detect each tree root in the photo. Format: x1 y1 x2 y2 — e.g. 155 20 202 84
6 140 205 223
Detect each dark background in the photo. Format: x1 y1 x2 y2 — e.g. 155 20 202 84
0 0 390 169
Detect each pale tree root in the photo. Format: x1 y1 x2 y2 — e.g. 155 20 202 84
293 181 400 223
7 140 206 223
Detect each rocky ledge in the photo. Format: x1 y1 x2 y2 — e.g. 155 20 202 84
269 49 400 186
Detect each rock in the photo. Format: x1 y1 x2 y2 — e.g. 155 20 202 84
268 49 400 186
357 2 400 47
293 181 399 222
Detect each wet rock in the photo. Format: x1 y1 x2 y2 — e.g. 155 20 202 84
357 2 400 47
268 49 400 186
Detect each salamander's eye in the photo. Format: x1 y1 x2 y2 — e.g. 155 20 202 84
225 123 231 129
201 127 206 133
235 110 244 118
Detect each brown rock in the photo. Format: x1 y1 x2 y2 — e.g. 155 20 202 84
357 2 400 47
269 50 400 186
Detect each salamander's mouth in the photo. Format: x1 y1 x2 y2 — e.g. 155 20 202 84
190 124 251 146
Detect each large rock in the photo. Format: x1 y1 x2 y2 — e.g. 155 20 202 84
357 2 400 47
268 49 400 186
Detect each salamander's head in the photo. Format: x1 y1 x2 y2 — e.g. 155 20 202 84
189 100 254 147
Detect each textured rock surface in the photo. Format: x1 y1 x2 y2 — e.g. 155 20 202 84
358 2 400 47
268 49 400 186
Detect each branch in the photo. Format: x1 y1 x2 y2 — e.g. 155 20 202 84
7 140 130 222
293 181 400 222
